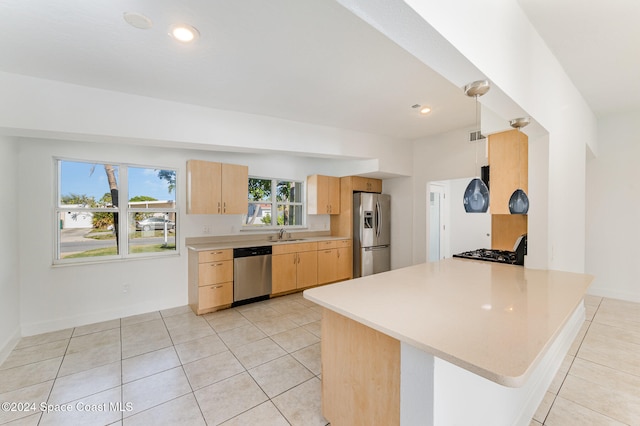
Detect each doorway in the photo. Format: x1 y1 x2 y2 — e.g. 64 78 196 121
428 183 446 262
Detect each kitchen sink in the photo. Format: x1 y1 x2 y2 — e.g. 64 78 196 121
271 238 306 243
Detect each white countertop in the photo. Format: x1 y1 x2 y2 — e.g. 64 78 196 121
303 258 593 387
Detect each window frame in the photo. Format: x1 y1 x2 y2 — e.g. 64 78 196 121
54 158 179 265
244 176 306 229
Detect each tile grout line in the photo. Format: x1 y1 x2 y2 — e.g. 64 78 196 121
4 295 326 425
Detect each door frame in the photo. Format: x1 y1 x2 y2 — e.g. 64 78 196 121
427 182 449 261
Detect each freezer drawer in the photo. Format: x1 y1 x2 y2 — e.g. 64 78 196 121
359 245 390 277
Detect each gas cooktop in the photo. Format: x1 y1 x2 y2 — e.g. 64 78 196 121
453 249 522 265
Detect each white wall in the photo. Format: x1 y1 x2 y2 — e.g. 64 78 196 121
585 109 640 302
338 0 597 274
0 71 412 178
448 178 491 255
0 137 21 363
17 137 381 335
413 126 481 264
383 177 414 270
402 0 596 274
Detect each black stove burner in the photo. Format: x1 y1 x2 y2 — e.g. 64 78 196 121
453 248 521 265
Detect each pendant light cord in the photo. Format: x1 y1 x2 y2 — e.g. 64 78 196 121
517 128 521 189
474 95 479 177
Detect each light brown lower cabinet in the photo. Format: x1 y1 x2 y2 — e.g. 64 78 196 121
188 249 234 315
317 240 352 284
271 242 318 295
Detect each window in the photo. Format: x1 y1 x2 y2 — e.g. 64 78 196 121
245 177 304 227
56 160 177 263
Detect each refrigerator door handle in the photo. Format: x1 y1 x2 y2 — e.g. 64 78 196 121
375 201 381 239
364 245 390 251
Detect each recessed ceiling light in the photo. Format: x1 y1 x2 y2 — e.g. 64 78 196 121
170 24 200 43
123 12 153 30
411 104 432 115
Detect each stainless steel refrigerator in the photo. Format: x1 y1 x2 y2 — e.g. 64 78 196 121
353 192 391 278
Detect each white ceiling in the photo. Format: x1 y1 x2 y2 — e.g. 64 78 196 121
0 0 637 142
518 0 640 117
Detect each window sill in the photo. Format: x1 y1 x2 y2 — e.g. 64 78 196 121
52 252 181 268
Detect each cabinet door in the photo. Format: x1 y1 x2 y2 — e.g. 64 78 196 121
296 250 318 288
336 246 352 281
307 174 328 214
272 253 297 294
351 176 382 193
317 248 337 284
308 175 341 215
488 130 528 214
327 176 341 214
221 163 248 214
187 160 222 214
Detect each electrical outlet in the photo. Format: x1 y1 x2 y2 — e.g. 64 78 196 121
122 283 130 294
203 226 211 234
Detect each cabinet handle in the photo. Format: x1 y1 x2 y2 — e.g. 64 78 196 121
211 263 224 267
210 251 223 255
211 285 223 290
217 202 221 214
324 250 331 253
223 201 227 213
297 253 300 264
337 251 340 258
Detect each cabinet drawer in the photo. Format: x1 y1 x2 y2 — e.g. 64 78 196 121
198 260 233 285
336 239 351 248
317 240 337 249
198 282 233 309
198 249 232 263
272 241 318 255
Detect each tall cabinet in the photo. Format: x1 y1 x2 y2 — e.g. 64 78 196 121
187 160 248 214
329 176 382 238
488 129 528 250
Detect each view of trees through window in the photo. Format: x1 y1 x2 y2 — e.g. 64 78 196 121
56 160 177 262
246 178 304 227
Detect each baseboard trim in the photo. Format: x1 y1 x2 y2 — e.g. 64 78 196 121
0 328 21 366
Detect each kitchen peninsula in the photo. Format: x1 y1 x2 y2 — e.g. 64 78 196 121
303 259 593 426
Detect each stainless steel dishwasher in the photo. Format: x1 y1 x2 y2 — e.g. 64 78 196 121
233 246 272 305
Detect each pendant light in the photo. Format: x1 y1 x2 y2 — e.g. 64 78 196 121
508 117 530 214
463 80 490 213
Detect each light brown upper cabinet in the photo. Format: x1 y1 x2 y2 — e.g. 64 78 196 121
488 129 528 215
307 174 340 215
187 160 248 214
351 176 382 193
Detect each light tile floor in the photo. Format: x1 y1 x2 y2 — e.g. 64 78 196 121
0 292 326 426
1 293 638 425
530 295 640 426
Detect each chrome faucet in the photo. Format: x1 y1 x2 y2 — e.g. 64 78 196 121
278 228 286 240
